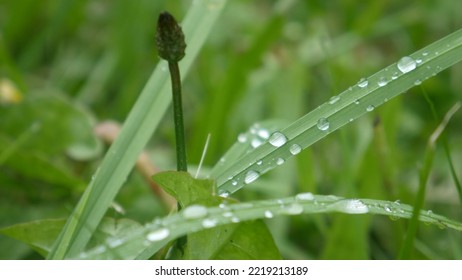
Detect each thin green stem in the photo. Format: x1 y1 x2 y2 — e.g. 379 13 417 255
168 61 187 172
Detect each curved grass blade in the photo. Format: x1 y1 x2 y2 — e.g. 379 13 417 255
213 28 462 196
48 0 227 259
74 194 462 259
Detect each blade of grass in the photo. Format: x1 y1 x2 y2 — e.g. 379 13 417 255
399 102 461 259
213 28 462 196
48 0 227 259
421 87 462 205
74 195 462 259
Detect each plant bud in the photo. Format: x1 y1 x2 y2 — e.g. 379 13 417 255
156 11 186 62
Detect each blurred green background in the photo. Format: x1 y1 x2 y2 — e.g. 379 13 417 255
1 0 461 259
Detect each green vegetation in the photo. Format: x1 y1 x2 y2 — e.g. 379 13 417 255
1 0 462 260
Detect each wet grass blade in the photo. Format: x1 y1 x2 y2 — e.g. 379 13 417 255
74 194 462 259
213 28 462 196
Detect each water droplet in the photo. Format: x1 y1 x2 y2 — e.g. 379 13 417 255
202 218 218 228
257 129 270 139
289 144 302 155
391 72 399 80
282 203 304 215
296 192 315 201
256 160 263 165
357 78 368 88
389 215 400 221
269 132 288 147
223 212 233 218
231 217 240 223
329 95 340 104
146 228 170 241
426 210 433 216
244 170 260 184
333 199 369 214
219 190 230 198
182 204 208 219
231 180 238 186
107 238 124 248
414 79 422 85
264 210 274 218
397 56 416 73
354 99 360 105
366 105 375 112
422 51 428 56
237 133 247 143
251 138 263 148
384 204 392 212
377 77 388 87
276 158 285 165
416 58 422 64
317 117 330 131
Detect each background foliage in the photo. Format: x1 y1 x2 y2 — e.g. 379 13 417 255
1 0 461 259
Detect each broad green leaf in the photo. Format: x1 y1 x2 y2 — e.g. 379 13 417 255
152 172 281 260
152 171 217 208
184 220 281 260
0 136 84 190
0 219 66 257
0 93 101 160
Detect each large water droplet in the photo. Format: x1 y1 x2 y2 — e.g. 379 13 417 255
182 204 208 219
223 211 233 218
269 132 288 147
317 117 330 131
264 210 274 219
296 192 314 201
397 56 417 73
276 158 285 165
357 78 368 88
146 228 170 241
257 129 270 139
244 170 260 184
289 144 302 155
237 133 247 143
377 77 388 87
282 203 304 215
251 138 263 148
202 218 218 228
334 199 369 214
231 217 240 223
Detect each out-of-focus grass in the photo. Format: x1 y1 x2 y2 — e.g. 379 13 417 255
1 0 461 259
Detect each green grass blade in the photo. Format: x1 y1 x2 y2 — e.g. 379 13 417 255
74 194 462 259
214 28 462 196
47 0 227 259
399 103 460 259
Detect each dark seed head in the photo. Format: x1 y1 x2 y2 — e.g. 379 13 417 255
156 11 186 62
